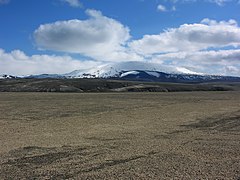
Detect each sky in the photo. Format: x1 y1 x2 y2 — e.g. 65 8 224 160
0 0 240 76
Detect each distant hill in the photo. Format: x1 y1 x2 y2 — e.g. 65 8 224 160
2 61 240 83
1 78 240 93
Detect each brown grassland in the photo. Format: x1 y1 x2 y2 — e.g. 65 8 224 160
0 92 240 179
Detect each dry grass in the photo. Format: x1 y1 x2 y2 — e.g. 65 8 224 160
0 92 240 179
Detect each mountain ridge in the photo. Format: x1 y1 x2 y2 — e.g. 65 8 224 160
1 61 240 83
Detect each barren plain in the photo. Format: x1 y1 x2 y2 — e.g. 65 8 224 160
0 92 240 179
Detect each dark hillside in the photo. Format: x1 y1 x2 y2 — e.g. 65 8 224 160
0 78 239 92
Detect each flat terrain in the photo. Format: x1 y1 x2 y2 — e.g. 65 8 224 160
0 92 240 179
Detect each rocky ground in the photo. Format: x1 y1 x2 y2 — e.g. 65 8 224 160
0 92 240 179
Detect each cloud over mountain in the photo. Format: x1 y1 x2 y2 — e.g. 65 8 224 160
130 19 240 55
34 9 141 61
10 9 238 76
0 49 99 76
151 49 240 76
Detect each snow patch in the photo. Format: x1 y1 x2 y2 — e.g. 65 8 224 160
120 71 140 77
146 71 160 77
176 67 203 75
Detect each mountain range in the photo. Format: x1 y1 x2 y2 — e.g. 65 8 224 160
1 61 240 83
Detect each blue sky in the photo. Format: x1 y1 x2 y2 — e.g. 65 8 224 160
0 0 240 76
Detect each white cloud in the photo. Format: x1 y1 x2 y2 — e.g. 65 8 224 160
157 4 176 12
208 0 232 6
152 49 240 64
0 49 100 76
151 49 240 76
130 19 240 55
201 18 238 26
34 9 142 62
1 48 239 76
31 10 240 76
172 6 177 11
166 0 237 6
62 0 82 7
223 65 240 76
157 4 167 12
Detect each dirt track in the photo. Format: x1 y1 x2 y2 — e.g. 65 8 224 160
0 92 240 179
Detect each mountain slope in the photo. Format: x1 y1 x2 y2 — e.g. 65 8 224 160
2 61 240 83
1 78 239 92
0 75 18 79
64 61 200 78
117 70 240 83
62 61 240 83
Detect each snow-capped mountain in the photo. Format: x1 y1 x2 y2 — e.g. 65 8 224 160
62 61 240 83
0 74 18 79
2 61 240 83
64 61 202 78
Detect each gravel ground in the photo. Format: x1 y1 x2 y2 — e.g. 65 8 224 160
0 92 240 179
